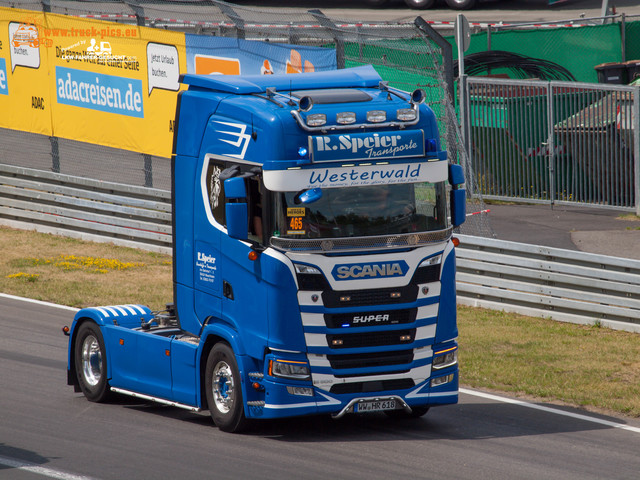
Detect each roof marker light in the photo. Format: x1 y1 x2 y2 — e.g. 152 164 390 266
367 110 386 123
306 113 326 127
397 108 417 121
337 112 356 124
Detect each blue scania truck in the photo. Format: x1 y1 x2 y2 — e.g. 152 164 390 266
65 65 466 432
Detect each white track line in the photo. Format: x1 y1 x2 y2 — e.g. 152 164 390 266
460 388 640 434
0 455 99 480
0 293 79 312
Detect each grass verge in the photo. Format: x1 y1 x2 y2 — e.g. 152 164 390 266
2 226 639 418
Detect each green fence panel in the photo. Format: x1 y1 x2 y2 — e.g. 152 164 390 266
449 24 623 83
626 20 640 63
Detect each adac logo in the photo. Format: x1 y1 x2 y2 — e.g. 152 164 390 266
332 261 409 281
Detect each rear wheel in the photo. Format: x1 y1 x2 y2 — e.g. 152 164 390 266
205 342 249 433
74 322 112 402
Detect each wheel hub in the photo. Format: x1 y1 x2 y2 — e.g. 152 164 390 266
81 334 102 387
212 361 235 414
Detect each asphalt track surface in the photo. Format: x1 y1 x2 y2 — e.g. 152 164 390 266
2 293 640 480
486 203 640 260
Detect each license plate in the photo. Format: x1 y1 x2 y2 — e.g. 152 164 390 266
354 399 397 413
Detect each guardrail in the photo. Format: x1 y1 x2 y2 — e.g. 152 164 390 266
0 164 172 253
2 164 638 332
456 234 640 333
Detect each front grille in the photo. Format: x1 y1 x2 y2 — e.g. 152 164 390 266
325 309 417 328
328 350 414 370
327 329 415 349
330 378 415 394
323 284 418 308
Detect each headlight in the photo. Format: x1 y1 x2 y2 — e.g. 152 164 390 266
294 263 321 275
269 359 311 380
432 346 457 370
419 254 442 268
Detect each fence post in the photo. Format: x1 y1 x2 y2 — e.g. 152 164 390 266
143 154 153 188
50 136 60 173
309 10 345 69
124 0 146 27
620 13 626 62
634 86 640 216
546 82 555 206
414 17 454 105
218 3 245 40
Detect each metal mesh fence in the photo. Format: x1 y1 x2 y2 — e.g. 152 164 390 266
0 0 492 237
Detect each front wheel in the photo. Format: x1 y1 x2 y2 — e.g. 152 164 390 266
205 343 249 433
74 322 113 402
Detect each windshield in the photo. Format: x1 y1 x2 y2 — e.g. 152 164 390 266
269 182 448 240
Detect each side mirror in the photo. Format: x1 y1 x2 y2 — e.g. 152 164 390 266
448 164 466 228
224 177 248 241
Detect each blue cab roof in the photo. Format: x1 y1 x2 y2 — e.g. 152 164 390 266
180 65 382 94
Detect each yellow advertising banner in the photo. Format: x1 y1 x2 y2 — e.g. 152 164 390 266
0 7 187 157
46 13 187 157
0 9 52 136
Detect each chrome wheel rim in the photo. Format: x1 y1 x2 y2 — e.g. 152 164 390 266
212 361 235 414
81 334 102 387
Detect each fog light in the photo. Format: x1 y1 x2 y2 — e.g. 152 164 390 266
337 112 356 124
306 113 326 127
367 110 386 123
397 108 417 121
431 373 454 387
433 347 457 370
287 386 314 396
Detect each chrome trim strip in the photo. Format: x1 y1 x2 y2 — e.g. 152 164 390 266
110 387 201 412
271 228 452 253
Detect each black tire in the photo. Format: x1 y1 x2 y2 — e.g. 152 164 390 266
444 0 477 10
205 342 249 433
404 0 436 9
74 322 113 403
385 406 430 418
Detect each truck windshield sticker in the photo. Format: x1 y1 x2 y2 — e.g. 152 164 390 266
310 130 424 163
287 207 305 216
263 159 447 192
331 261 410 281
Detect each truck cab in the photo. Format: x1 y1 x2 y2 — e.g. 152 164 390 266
66 65 465 432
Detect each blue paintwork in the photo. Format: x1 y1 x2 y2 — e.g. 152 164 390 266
67 65 465 421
